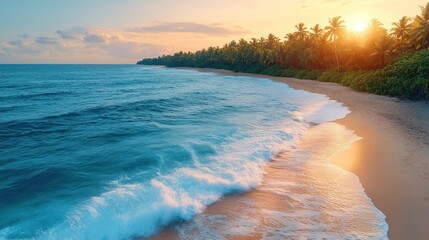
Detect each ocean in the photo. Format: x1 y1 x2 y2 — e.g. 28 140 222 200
0 65 387 239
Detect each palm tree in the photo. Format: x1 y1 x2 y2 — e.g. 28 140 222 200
309 24 326 68
284 33 297 43
370 34 394 68
267 33 280 47
368 19 385 33
300 48 317 69
295 23 308 42
411 2 429 49
367 19 386 43
324 16 346 71
390 16 412 53
343 33 366 70
365 18 388 62
265 34 281 66
311 24 324 41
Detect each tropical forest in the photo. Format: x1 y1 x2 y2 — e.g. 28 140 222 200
138 2 429 100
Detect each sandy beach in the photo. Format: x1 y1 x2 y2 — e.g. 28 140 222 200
279 76 429 240
155 68 429 240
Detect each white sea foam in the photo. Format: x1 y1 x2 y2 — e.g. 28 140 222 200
35 74 385 240
300 98 350 124
0 66 388 240
39 88 355 239
175 123 388 240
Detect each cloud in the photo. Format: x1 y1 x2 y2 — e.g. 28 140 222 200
18 34 31 39
98 40 166 59
0 41 41 57
9 40 23 46
130 22 247 36
1 26 168 63
4 22 236 62
84 33 108 43
57 27 115 44
56 27 87 40
35 36 58 44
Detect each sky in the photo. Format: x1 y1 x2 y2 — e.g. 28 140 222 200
0 0 426 63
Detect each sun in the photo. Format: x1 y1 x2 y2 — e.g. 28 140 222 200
351 20 368 32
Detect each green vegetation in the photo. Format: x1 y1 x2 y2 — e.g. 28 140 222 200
138 2 429 100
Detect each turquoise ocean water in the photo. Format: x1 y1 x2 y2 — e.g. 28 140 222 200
0 65 387 239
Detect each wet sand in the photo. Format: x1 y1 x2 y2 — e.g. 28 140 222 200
154 68 429 239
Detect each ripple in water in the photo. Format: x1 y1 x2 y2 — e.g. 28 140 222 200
0 65 386 239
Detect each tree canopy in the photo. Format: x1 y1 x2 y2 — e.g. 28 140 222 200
138 2 429 100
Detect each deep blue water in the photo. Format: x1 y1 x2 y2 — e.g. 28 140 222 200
0 65 356 239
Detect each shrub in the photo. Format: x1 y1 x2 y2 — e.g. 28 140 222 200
384 50 429 80
340 72 364 86
260 65 283 76
302 70 323 80
317 70 343 82
281 69 297 77
293 70 309 79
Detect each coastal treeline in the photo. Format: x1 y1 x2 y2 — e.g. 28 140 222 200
138 3 429 100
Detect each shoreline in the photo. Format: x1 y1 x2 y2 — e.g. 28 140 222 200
176 67 429 239
151 122 387 239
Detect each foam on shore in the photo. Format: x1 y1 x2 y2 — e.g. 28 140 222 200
172 123 388 239
40 85 365 239
0 66 387 240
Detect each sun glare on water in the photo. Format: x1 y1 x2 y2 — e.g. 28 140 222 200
351 20 368 32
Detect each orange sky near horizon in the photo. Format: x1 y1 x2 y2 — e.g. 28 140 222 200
0 0 426 63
